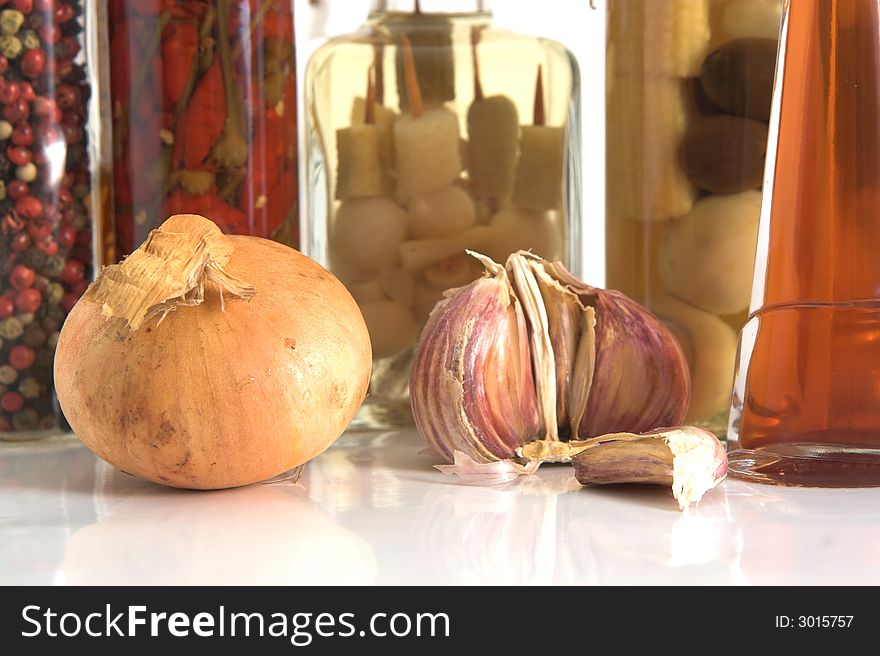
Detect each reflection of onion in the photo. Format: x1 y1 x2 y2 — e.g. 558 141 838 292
60 485 377 585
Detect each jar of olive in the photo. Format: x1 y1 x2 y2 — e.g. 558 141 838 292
605 0 783 434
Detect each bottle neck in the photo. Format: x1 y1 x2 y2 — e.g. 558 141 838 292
369 0 491 14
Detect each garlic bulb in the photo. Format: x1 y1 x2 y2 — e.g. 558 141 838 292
411 251 690 464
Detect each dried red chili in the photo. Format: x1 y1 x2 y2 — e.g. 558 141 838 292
108 0 298 256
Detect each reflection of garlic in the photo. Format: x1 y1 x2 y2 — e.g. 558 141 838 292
652 295 738 422
359 300 418 360
572 426 728 510
411 251 690 463
408 184 476 239
332 197 408 275
659 191 761 315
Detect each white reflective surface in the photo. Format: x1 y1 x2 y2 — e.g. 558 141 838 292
1 430 879 585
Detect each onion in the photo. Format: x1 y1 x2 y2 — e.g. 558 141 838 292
54 215 372 490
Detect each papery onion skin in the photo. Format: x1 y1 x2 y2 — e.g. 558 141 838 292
54 237 371 490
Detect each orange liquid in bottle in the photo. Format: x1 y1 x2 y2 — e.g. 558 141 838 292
728 0 880 486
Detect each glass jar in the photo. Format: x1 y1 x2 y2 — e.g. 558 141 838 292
304 0 581 429
728 0 880 486
103 0 298 258
605 0 782 434
0 1 102 442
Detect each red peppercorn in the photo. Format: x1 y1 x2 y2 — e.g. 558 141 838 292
55 84 79 110
15 288 42 314
54 3 75 22
9 265 35 290
1 391 24 414
35 0 53 11
18 81 34 102
14 195 41 218
0 82 19 105
54 59 73 80
10 232 29 252
27 221 52 241
61 292 78 313
56 188 72 208
12 0 33 13
62 123 82 145
38 24 61 45
7 179 28 200
71 280 88 297
21 50 47 78
9 345 35 370
37 238 57 256
32 97 57 117
0 55 7 75
0 296 13 319
42 206 61 225
2 99 29 123
7 146 31 167
61 259 84 284
57 223 76 248
57 35 80 59
11 122 33 146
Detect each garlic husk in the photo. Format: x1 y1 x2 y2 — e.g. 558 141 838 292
410 256 541 463
572 426 727 510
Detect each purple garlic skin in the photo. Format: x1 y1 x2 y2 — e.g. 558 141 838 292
582 287 691 437
410 273 541 463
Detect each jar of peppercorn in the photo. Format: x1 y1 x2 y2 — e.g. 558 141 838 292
0 0 101 442
102 0 298 258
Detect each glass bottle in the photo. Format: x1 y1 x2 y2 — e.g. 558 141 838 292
727 0 880 486
102 0 298 258
605 0 782 435
0 1 104 442
304 0 581 429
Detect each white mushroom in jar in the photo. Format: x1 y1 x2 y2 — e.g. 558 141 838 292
407 184 477 239
331 197 408 275
358 300 419 360
652 295 738 423
659 190 761 316
484 206 564 264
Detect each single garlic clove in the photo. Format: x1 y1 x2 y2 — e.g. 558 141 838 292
410 256 541 463
331 197 408 275
408 184 477 239
572 426 727 510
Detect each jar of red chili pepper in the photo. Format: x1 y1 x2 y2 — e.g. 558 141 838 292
103 0 298 257
0 0 102 442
